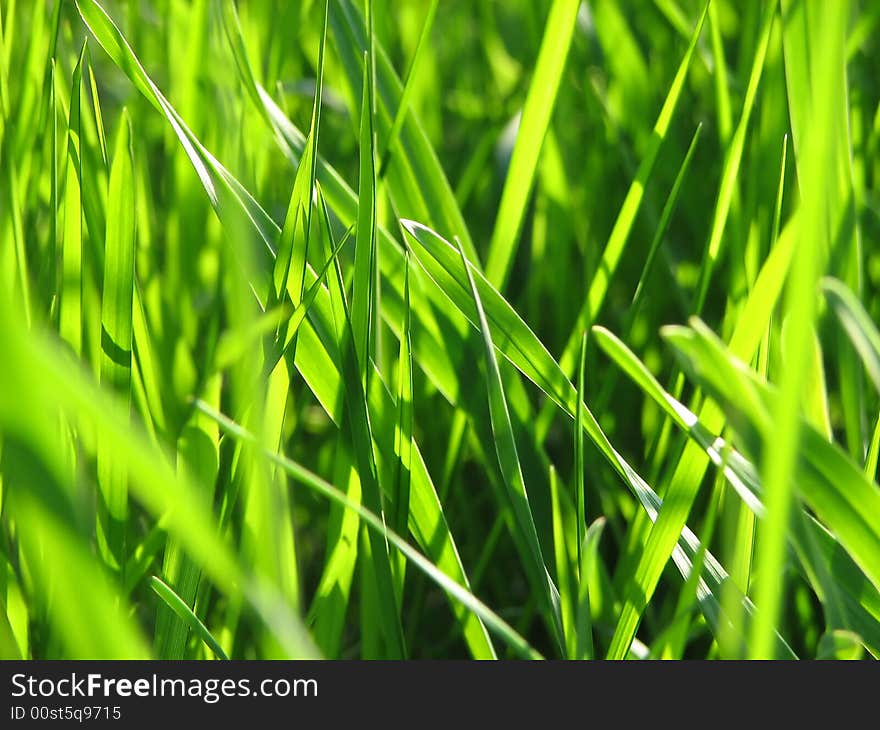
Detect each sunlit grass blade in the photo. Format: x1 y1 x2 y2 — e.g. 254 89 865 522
692 0 778 312
748 0 846 659
391 255 413 596
484 0 581 289
96 107 136 573
59 42 87 355
782 0 863 459
663 320 880 597
822 277 880 395
603 218 796 660
575 331 587 570
594 324 880 654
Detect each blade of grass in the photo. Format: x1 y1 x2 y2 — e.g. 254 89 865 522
664 320 880 598
77 0 490 658
352 46 378 380
595 323 880 654
553 2 708 379
377 0 438 179
576 518 606 660
196 401 542 660
575 331 587 571
321 186 406 658
549 466 576 657
59 43 87 355
455 234 563 651
749 0 845 659
484 0 581 289
96 107 136 573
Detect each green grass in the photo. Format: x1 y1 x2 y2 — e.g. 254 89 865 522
0 0 878 660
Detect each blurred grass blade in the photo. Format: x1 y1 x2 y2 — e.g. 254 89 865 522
549 466 576 657
60 42 87 355
391 255 413 595
455 235 563 650
749 0 846 659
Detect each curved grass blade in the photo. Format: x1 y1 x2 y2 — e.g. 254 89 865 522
601 218 797 660
400 209 784 630
455 235 563 651
484 0 582 289
822 277 880 395
149 576 228 660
